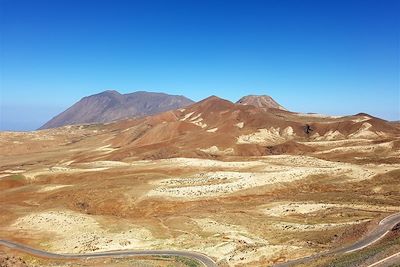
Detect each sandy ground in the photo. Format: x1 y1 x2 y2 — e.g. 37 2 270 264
179 111 195 121
93 145 118 153
191 218 303 265
147 168 324 199
147 155 395 199
235 122 244 128
206 127 218 133
262 202 400 217
237 127 295 145
348 122 381 139
313 130 345 140
77 161 130 167
11 210 155 253
313 141 394 154
294 113 343 119
37 185 73 192
153 157 267 169
199 146 234 155
19 166 110 180
299 138 376 147
2 147 399 266
272 219 371 232
7 209 308 266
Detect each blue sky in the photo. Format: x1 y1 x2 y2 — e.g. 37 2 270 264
1 0 399 131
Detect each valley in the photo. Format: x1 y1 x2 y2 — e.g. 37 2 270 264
1 96 399 266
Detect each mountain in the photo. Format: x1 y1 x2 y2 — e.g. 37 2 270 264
99 96 399 160
236 95 287 110
32 93 400 160
2 94 399 161
39 90 194 129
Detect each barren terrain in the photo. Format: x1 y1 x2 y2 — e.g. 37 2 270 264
1 97 399 266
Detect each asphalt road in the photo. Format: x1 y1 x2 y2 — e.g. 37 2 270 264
0 239 218 267
1 213 399 267
366 252 400 267
274 212 400 267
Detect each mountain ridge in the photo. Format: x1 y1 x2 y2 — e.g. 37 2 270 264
236 95 287 110
39 91 288 130
99 95 399 160
39 90 194 129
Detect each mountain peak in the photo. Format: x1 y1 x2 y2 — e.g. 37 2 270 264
39 90 194 129
200 95 227 102
184 95 235 114
98 90 121 96
236 95 287 110
197 95 234 106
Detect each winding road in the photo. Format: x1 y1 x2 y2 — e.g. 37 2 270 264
274 212 400 267
366 252 400 267
0 239 217 267
1 213 399 267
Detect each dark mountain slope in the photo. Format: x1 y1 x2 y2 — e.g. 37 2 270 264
39 90 194 129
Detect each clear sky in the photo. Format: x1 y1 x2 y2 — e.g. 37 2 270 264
1 0 399 131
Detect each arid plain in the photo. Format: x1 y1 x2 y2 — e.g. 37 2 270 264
1 96 400 266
